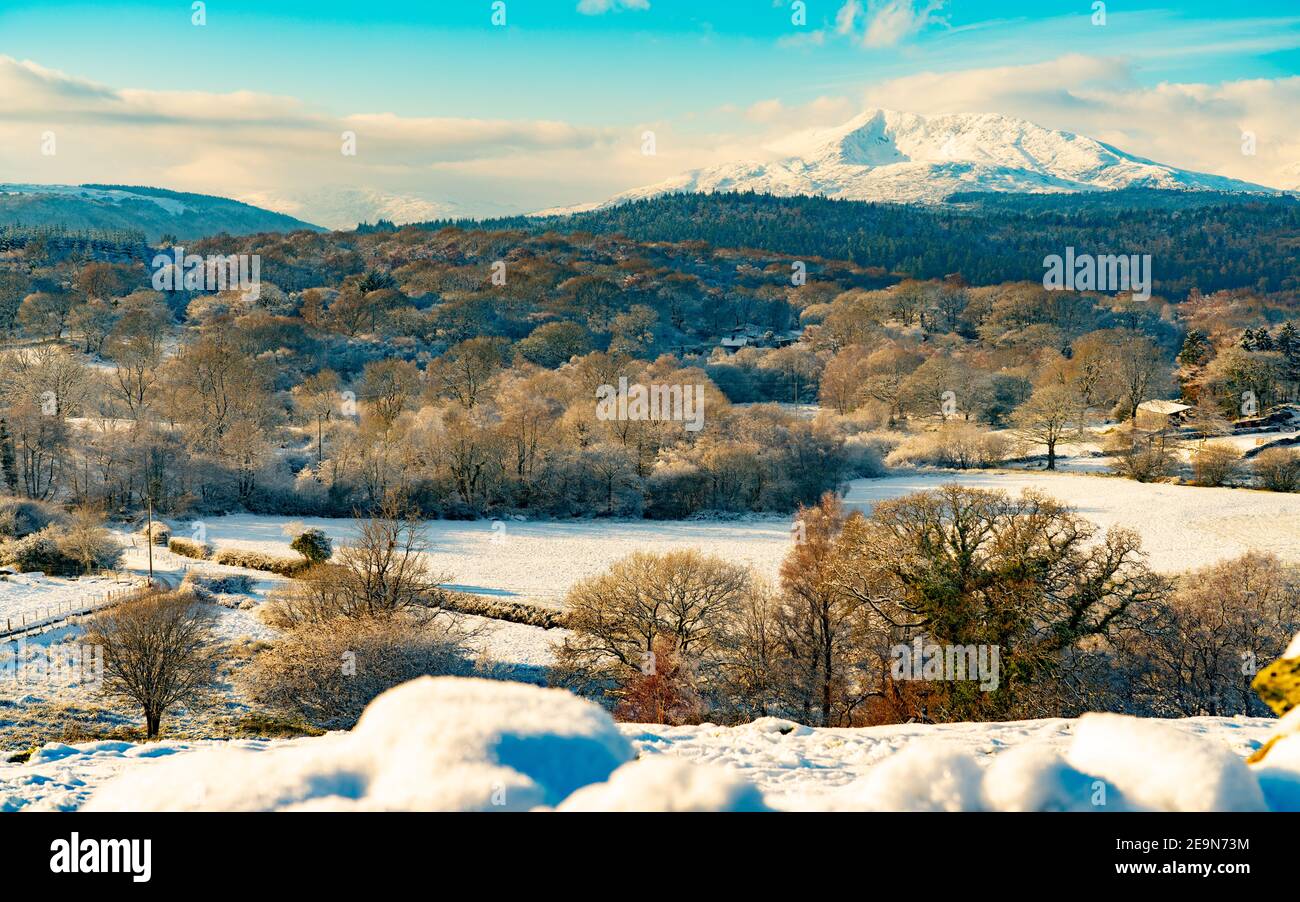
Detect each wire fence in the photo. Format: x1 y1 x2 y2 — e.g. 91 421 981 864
1 579 157 642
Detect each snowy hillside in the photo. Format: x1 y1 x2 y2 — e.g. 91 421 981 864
0 184 322 241
1 677 1290 812
550 109 1275 212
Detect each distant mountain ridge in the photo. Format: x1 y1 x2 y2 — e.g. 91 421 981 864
539 109 1278 214
0 184 323 242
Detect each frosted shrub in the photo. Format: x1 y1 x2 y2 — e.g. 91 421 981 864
0 523 118 575
182 571 255 602
0 498 66 539
437 592 568 629
58 511 123 573
1254 448 1300 492
1106 433 1178 483
1191 444 1241 487
168 537 212 559
138 522 171 546
213 548 312 576
840 434 886 477
238 615 475 728
885 423 1009 470
0 529 74 574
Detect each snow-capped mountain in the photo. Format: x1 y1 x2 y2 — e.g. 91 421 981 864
262 188 466 231
549 109 1276 213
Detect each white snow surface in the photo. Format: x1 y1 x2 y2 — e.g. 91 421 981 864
1066 712 1266 811
554 109 1274 212
82 677 634 812
0 572 146 627
179 513 795 607
0 677 1290 812
0 184 188 214
187 471 1300 612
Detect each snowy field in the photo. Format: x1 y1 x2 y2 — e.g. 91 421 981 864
0 677 1290 812
12 467 1289 681
184 471 1300 611
845 471 1300 573
181 513 795 607
3 467 1298 793
0 572 146 629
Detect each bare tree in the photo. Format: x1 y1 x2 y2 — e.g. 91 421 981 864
1103 328 1170 422
260 563 357 629
429 337 507 409
335 495 450 618
106 292 169 418
291 369 340 465
60 507 122 574
1011 382 1079 470
358 358 420 429
1115 553 1300 716
556 549 751 721
778 493 872 726
85 591 217 738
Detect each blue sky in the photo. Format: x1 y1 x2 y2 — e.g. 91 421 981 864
2 1 1297 122
0 1 1297 225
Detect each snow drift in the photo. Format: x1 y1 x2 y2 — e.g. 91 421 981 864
85 677 637 811
72 676 1300 812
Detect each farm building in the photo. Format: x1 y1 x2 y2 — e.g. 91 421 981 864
1135 399 1193 431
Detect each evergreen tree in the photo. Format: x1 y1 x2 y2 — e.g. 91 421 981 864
1178 329 1211 369
0 417 17 493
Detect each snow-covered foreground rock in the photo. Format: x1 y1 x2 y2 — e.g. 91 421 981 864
1 677 1293 813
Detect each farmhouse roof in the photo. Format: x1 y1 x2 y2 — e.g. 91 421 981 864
1137 400 1193 415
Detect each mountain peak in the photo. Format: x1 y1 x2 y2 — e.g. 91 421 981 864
571 109 1275 213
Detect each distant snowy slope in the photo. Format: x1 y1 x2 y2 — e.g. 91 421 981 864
548 109 1275 213
0 184 322 241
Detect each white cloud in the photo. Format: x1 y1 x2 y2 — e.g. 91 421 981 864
0 55 642 228
862 0 947 48
577 0 650 14
3 50 1296 230
835 1 861 36
744 95 856 127
744 98 787 123
832 0 946 48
